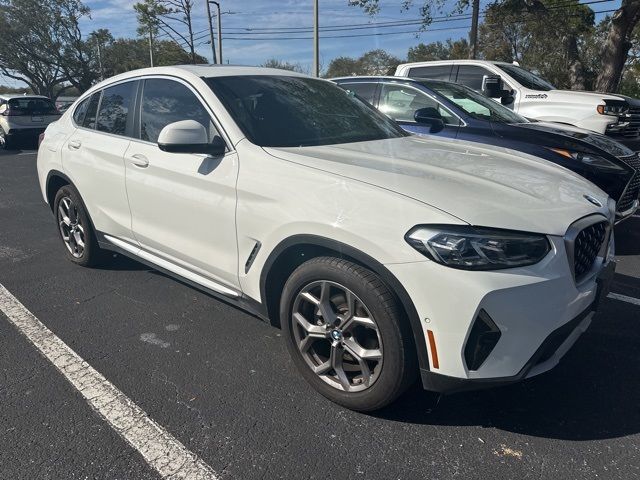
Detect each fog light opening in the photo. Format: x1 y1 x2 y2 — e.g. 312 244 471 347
464 309 501 371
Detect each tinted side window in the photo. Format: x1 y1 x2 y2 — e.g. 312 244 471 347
339 82 377 104
140 79 217 144
73 96 91 125
456 66 492 91
378 84 457 125
83 93 101 129
407 65 453 80
96 82 135 136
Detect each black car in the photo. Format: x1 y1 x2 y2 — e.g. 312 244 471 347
333 76 640 221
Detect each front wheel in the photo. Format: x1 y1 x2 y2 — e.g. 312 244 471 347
281 257 416 411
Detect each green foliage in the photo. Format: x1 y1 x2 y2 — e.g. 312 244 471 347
407 39 470 61
102 38 206 77
349 0 470 25
478 0 595 89
325 49 402 77
261 59 306 73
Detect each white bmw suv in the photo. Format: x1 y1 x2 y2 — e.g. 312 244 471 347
37 66 616 411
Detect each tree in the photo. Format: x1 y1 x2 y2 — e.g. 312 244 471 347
478 0 595 89
595 0 640 92
325 49 401 77
0 0 68 97
407 39 470 62
261 59 305 73
102 38 206 77
136 0 199 64
325 56 362 77
88 29 114 81
134 0 166 67
349 0 469 25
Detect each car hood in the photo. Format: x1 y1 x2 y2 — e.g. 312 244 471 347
535 89 625 104
501 121 636 159
264 136 610 236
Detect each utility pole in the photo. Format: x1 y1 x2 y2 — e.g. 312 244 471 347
207 1 223 64
96 42 104 80
469 0 479 59
205 0 217 63
148 30 154 67
313 0 319 77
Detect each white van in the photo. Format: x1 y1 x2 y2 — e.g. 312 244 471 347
395 60 639 142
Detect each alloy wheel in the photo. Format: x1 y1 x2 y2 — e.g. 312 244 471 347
57 196 85 258
291 280 383 392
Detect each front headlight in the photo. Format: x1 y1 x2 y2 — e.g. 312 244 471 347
405 225 551 270
549 148 627 172
597 100 628 116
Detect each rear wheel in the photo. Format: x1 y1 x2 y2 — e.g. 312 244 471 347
53 185 102 267
281 257 416 411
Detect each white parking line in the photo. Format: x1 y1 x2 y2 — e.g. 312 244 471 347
0 283 218 480
607 292 640 306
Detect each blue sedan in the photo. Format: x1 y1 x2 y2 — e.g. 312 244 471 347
333 76 640 221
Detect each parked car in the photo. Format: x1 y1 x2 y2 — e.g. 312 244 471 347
38 66 615 411
333 76 639 221
394 60 640 144
0 94 60 149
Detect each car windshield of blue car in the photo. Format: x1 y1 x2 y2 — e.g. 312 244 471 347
205 75 408 148
495 64 556 91
426 82 528 124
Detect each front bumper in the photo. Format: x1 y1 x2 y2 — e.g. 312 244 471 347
387 234 615 394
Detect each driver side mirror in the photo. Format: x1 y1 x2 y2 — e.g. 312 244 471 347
482 75 503 98
414 107 445 133
158 120 226 156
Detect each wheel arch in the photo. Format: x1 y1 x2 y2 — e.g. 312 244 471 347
45 170 73 212
259 234 430 373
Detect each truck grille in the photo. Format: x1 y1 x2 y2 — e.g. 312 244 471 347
573 221 607 281
619 107 640 138
618 154 640 213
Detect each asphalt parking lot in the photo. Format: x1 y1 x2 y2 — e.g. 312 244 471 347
1 146 640 480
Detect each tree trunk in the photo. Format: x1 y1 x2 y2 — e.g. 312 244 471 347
595 0 640 92
567 35 586 90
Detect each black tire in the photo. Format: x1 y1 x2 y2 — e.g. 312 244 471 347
53 184 103 267
281 256 417 411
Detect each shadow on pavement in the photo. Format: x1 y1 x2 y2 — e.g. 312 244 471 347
374 297 640 441
615 216 640 256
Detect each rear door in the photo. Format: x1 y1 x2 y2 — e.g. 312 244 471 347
124 77 240 290
377 83 461 138
62 81 138 244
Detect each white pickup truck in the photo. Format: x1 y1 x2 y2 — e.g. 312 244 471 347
394 60 640 142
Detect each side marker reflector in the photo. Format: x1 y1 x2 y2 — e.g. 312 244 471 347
427 330 439 369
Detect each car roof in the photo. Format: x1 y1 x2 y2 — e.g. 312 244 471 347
0 94 50 100
331 76 454 88
396 59 510 69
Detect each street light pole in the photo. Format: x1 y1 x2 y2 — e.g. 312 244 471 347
313 0 319 77
469 0 479 59
205 0 217 63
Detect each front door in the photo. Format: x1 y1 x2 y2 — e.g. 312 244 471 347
378 83 460 138
124 78 240 290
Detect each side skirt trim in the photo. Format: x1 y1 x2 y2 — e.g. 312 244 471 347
98 233 270 322
103 234 240 298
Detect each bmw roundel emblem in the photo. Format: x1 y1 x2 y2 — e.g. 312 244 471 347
584 194 603 208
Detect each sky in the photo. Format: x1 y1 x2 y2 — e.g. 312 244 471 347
1 0 623 87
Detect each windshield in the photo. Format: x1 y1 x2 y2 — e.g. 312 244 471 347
424 81 528 124
495 64 556 91
7 97 59 115
205 75 407 147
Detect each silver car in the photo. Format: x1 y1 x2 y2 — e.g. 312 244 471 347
0 94 60 149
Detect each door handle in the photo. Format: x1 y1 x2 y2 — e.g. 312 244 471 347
68 140 81 150
130 153 149 168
